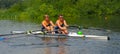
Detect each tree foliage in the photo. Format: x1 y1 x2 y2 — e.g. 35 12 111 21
0 0 120 31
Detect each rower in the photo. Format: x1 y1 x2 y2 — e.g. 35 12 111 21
41 14 55 34
55 15 69 34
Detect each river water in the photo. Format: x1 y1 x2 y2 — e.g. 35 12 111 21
0 20 120 54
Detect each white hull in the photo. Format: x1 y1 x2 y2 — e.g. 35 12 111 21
12 31 109 40
32 33 109 40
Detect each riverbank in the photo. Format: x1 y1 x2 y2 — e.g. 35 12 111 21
0 0 120 31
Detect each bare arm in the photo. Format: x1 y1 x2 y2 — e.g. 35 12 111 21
56 20 63 29
50 21 55 27
42 21 48 29
64 20 69 27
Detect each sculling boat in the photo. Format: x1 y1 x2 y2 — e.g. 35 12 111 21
11 30 110 40
0 26 110 40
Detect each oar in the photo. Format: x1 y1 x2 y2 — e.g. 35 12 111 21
11 30 55 35
0 30 45 41
0 30 43 36
4 25 108 36
0 33 26 36
0 32 28 41
21 25 82 34
69 25 111 32
0 25 80 41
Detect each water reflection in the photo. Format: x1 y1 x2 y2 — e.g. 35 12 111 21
41 37 52 44
41 37 67 54
57 38 67 54
41 37 52 54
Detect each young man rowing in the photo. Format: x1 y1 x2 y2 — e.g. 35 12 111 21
41 14 55 34
55 15 69 34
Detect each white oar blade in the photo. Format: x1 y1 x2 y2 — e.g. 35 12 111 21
85 35 109 40
68 32 109 40
11 31 26 34
11 30 44 34
31 31 44 34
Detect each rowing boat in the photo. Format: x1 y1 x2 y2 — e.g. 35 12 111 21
0 26 110 40
11 30 109 40
0 30 109 40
